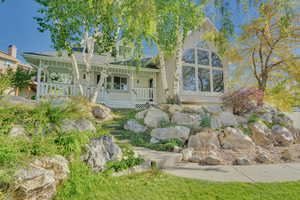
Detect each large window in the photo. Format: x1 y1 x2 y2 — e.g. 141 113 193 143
107 76 128 91
182 41 224 93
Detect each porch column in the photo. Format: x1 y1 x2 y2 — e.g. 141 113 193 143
36 67 42 101
153 72 157 103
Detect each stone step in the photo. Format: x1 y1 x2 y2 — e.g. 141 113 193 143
133 147 182 169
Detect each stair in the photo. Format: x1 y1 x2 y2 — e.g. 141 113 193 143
133 147 183 169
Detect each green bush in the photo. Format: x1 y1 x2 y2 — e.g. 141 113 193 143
200 114 211 128
248 114 260 123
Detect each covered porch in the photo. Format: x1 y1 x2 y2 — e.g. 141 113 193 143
35 60 159 109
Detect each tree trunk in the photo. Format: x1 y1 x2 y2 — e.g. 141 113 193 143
70 54 84 96
158 48 169 101
173 29 183 101
91 70 108 104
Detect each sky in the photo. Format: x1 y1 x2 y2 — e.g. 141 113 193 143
0 0 53 62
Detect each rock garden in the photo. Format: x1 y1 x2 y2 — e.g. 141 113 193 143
123 103 300 166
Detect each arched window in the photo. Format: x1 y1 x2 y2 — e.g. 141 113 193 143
182 41 224 93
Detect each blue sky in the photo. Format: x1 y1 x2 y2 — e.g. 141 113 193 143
0 0 53 62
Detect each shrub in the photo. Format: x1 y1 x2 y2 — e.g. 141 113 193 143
222 87 264 115
248 114 260 123
200 114 211 128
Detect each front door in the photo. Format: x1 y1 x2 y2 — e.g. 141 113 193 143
149 79 153 101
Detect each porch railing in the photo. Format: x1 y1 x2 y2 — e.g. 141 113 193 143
40 82 74 97
38 82 155 102
132 88 155 101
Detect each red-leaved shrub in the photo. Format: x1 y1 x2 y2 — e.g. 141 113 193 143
222 87 264 115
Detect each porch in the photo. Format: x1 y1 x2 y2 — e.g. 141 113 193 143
36 62 158 109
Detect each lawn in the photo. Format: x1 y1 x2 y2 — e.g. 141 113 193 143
55 162 300 200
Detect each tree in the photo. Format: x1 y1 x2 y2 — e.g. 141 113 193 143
0 70 12 95
10 67 35 96
227 1 300 104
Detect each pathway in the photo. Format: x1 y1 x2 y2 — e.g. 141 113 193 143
164 162 300 183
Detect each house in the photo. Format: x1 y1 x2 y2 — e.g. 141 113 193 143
0 45 31 72
1 45 35 97
22 19 228 108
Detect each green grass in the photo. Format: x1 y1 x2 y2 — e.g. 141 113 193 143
55 164 300 200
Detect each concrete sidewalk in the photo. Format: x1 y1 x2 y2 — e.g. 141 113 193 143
164 162 300 183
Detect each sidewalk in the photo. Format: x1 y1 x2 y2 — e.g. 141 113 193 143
164 162 300 183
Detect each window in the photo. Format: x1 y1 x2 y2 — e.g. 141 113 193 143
198 68 210 92
107 76 128 91
213 70 224 92
182 40 224 93
182 48 195 64
4 61 12 67
197 50 209 66
182 66 196 91
212 52 223 68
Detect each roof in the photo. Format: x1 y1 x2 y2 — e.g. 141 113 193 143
0 51 18 62
22 51 159 70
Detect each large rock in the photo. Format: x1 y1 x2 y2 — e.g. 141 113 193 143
182 105 205 115
61 119 96 133
0 96 37 107
82 136 123 172
249 121 274 147
203 105 222 115
168 104 183 113
219 127 255 150
12 155 69 200
201 152 223 165
124 119 147 133
272 125 294 146
92 105 112 121
171 112 201 127
150 126 190 142
273 114 294 129
187 129 220 151
181 148 193 161
211 116 222 129
218 112 238 127
9 125 27 138
135 110 147 120
144 108 170 128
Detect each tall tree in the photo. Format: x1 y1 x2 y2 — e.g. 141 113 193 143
227 0 300 106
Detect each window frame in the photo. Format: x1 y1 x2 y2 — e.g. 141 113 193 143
181 42 224 95
106 75 129 92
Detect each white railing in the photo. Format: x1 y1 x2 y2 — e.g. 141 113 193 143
132 88 155 101
40 82 74 97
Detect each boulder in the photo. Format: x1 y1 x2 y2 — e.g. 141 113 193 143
272 125 294 146
259 113 273 124
235 115 248 124
218 111 238 127
124 120 147 133
211 116 222 129
168 104 183 113
219 127 255 150
281 150 293 161
273 114 294 129
255 151 272 164
144 108 170 128
75 119 96 132
187 129 220 151
249 121 274 147
0 96 37 107
171 112 201 127
82 136 123 172
203 105 222 115
189 155 202 163
201 152 223 165
181 148 193 161
61 119 96 133
92 105 112 121
135 110 147 120
234 157 251 165
182 106 205 115
12 155 69 200
9 125 27 138
150 126 190 142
